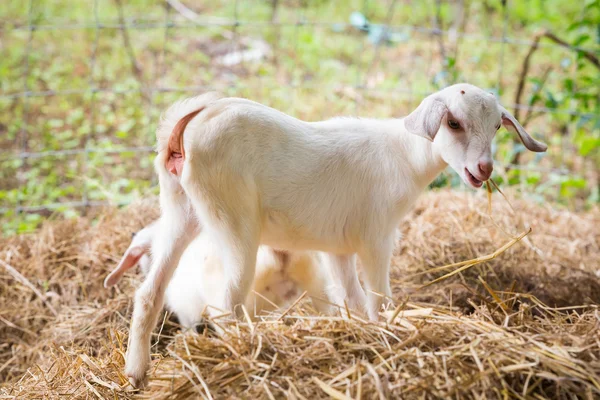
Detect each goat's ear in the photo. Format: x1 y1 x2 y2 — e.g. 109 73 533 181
499 106 547 153
403 95 447 141
104 246 146 288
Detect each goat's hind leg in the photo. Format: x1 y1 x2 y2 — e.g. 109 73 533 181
125 177 197 388
184 175 261 321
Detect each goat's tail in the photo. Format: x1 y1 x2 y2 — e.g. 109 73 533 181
159 92 224 176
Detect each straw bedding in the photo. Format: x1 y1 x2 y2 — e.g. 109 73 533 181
0 190 598 399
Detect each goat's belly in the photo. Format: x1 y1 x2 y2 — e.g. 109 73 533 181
261 231 338 252
261 210 354 253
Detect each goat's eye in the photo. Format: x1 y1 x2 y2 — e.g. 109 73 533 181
448 120 461 130
496 123 501 130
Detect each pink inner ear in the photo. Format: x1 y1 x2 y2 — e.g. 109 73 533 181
129 247 144 259
501 115 513 128
501 113 548 152
104 247 145 288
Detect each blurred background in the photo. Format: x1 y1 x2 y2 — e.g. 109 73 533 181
1 0 598 235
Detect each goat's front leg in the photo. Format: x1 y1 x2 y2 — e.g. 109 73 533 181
324 254 368 317
125 188 197 388
358 236 395 321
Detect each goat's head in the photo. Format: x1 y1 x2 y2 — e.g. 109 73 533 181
404 83 547 188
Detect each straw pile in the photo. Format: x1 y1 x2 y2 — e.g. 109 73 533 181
1 190 598 399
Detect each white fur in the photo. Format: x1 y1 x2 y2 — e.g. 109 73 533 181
105 222 331 329
165 239 332 326
124 83 547 386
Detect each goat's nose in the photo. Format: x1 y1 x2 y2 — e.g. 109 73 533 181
478 161 493 179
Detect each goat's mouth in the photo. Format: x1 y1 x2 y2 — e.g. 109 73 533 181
464 168 484 188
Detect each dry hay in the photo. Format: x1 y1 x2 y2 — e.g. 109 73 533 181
0 190 598 399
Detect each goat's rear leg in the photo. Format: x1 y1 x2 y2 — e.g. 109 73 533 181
185 179 260 321
216 224 260 318
125 181 197 388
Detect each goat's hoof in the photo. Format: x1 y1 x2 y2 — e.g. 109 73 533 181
127 372 148 389
381 298 395 313
125 354 150 389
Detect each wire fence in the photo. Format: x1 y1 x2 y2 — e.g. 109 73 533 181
0 0 596 223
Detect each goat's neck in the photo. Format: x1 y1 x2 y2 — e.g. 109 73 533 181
312 117 448 190
386 118 448 190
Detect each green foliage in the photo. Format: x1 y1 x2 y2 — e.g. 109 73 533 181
524 0 600 205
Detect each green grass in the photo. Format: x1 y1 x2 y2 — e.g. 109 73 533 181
0 0 598 235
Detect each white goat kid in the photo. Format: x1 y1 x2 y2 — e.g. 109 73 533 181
104 221 331 329
125 83 547 386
